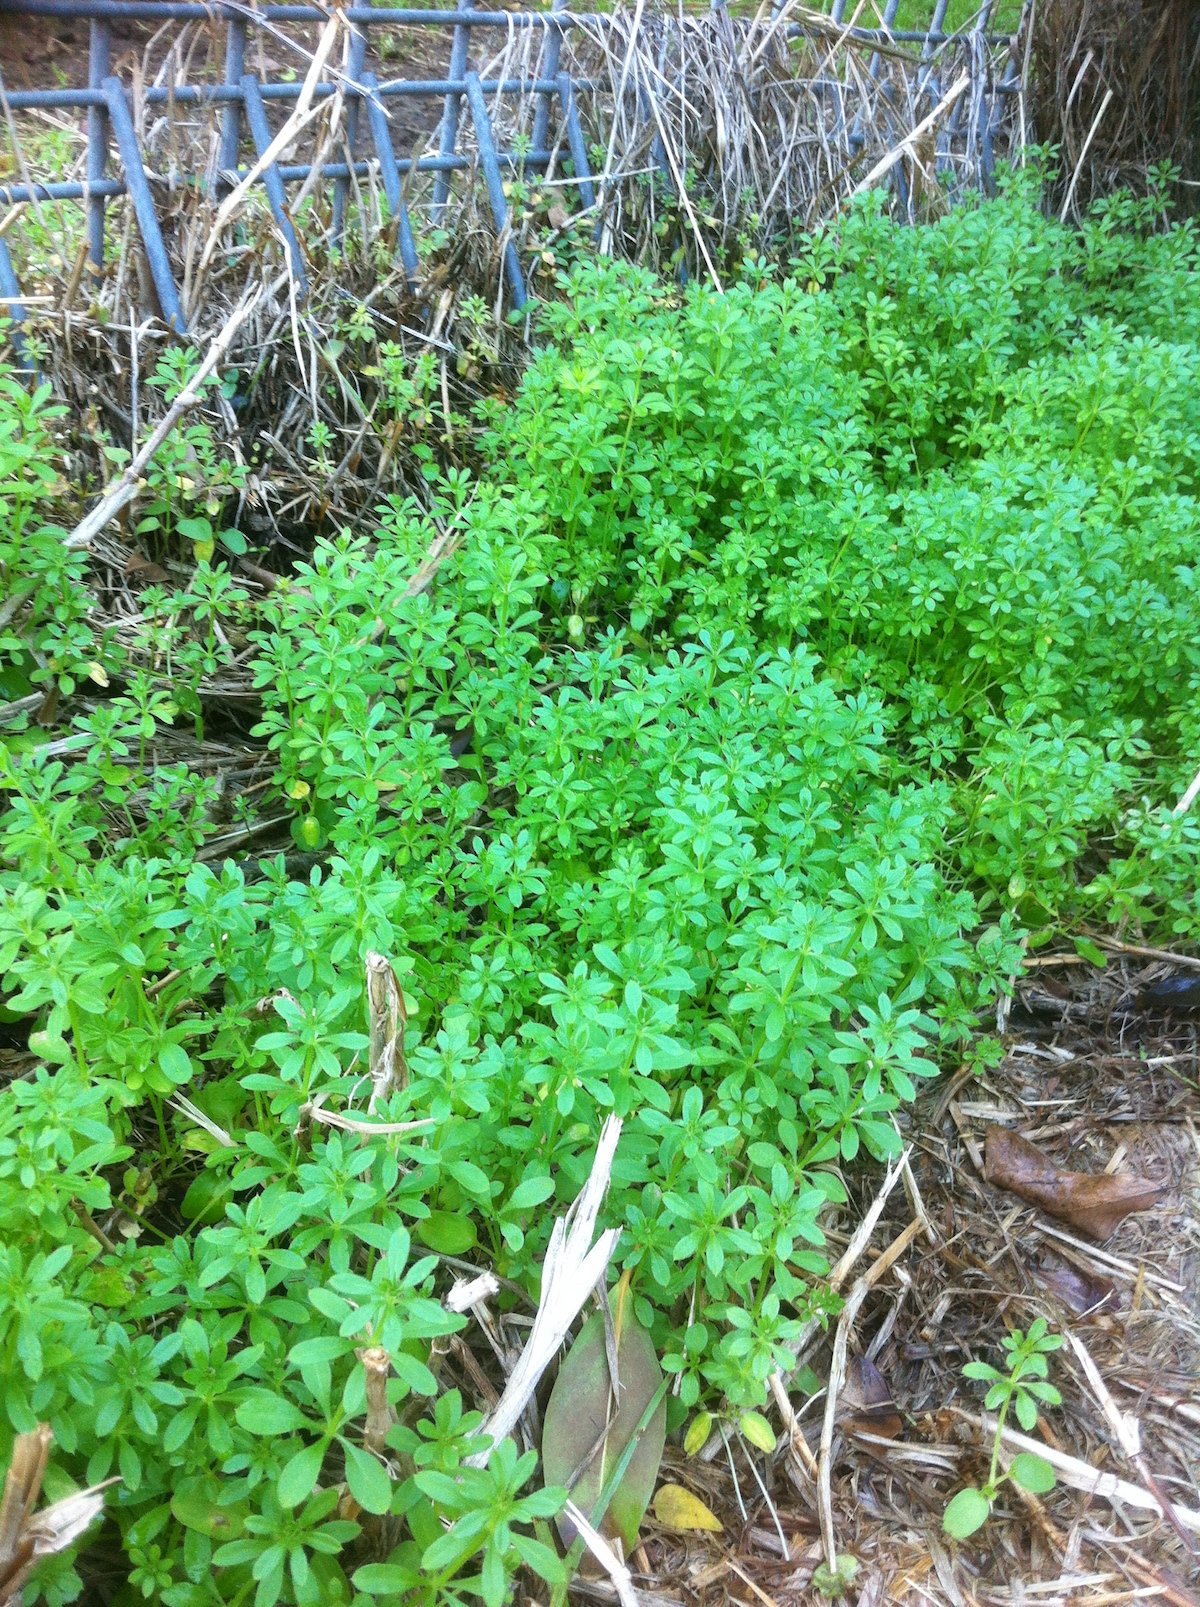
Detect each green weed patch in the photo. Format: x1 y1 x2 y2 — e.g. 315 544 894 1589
1 172 1199 1604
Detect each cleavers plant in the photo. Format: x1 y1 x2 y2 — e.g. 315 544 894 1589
0 170 1198 1601
943 1320 1063 1540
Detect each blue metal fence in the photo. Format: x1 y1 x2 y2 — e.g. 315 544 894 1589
0 1 606 331
0 0 1022 343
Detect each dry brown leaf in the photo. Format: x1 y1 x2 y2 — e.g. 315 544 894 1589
1036 1252 1119 1318
984 1125 1164 1241
123 553 170 583
839 1356 902 1443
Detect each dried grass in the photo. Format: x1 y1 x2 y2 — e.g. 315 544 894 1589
1031 0 1200 217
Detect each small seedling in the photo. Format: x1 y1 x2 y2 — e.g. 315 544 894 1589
944 1319 1062 1539
813 1553 859 1598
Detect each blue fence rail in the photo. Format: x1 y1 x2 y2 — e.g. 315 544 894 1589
0 0 1021 343
0 1 606 331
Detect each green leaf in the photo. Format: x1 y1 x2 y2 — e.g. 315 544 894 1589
288 1336 351 1368
683 1413 713 1457
962 1361 1001 1383
812 1554 858 1598
171 1483 243 1540
738 1411 776 1454
235 1393 308 1436
541 1301 666 1553
277 1442 325 1508
415 1210 478 1255
341 1441 394 1515
506 1175 556 1212
1073 938 1107 968
1008 1452 1056 1494
354 1564 417 1594
179 1172 227 1227
448 1160 491 1197
159 1042 193 1085
943 1486 991 1539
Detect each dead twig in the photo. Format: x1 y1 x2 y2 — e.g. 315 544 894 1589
365 951 409 1113
0 1429 111 1607
63 286 265 551
1066 1329 1199 1556
847 72 971 197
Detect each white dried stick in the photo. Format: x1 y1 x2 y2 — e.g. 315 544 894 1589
64 288 264 551
466 1117 623 1467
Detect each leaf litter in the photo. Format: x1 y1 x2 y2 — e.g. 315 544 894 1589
982 1124 1166 1241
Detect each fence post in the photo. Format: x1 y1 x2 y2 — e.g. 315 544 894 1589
433 0 476 220
945 0 994 147
217 13 247 197
556 72 595 211
464 71 527 308
0 238 34 373
362 72 421 282
332 23 369 243
102 79 187 332
86 16 110 273
920 0 951 101
846 0 902 158
531 0 566 160
241 74 310 300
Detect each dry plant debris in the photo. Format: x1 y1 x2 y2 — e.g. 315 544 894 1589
0 1429 108 1607
1 0 1026 570
982 1125 1165 1243
1031 0 1200 216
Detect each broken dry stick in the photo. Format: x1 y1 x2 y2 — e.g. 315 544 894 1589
365 950 408 1113
64 287 267 552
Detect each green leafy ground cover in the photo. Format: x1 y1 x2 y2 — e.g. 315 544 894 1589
2 173 1200 1603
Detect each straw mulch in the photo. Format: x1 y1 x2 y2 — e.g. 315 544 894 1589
1032 0 1200 217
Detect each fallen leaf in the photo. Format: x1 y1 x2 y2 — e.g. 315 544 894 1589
839 1355 902 1442
1036 1252 1119 1319
652 1483 723 1533
541 1298 666 1553
123 552 170 582
984 1125 1164 1241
